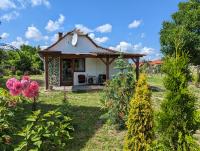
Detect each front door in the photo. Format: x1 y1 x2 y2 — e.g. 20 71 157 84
61 59 73 86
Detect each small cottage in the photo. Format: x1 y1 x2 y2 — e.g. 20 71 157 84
39 29 145 90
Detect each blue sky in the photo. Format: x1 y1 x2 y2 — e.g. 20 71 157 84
0 0 185 60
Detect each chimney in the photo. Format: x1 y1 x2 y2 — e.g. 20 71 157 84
58 32 63 40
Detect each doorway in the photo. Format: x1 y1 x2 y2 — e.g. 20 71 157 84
61 59 73 86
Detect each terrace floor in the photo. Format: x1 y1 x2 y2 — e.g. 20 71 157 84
52 85 105 92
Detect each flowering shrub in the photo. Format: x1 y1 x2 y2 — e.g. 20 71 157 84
6 76 39 110
1 76 73 151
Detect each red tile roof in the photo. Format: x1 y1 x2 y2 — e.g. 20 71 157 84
139 59 163 66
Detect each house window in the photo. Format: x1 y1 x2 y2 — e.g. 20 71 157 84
74 58 85 72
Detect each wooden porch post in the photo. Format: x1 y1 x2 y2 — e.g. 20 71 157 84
132 57 140 81
99 57 116 80
135 57 140 81
44 55 49 90
106 57 109 80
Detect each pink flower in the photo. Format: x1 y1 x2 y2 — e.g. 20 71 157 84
22 88 31 98
13 81 23 92
22 76 30 81
10 89 21 96
21 80 30 90
6 76 39 99
22 81 39 98
6 78 17 90
22 88 38 98
29 81 39 92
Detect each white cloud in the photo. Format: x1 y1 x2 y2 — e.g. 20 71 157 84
40 45 48 50
89 33 108 44
95 24 112 33
141 33 145 38
109 41 155 55
25 25 42 40
0 32 9 39
11 37 29 48
128 20 142 29
141 47 154 54
25 25 48 41
51 33 58 42
0 0 16 10
45 14 65 32
43 35 49 41
75 24 93 34
0 11 19 22
30 0 50 7
109 41 133 52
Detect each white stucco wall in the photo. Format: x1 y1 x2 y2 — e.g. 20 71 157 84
73 58 119 85
49 34 109 53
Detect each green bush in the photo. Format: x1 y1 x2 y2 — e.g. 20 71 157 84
101 55 135 128
15 70 23 76
0 45 43 75
156 53 200 150
193 73 200 86
15 110 73 151
124 74 154 151
0 88 21 150
3 69 13 76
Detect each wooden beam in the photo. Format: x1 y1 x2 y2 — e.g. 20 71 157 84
134 57 140 81
99 58 106 65
60 57 62 86
106 57 109 80
109 57 116 65
45 56 49 90
131 58 136 63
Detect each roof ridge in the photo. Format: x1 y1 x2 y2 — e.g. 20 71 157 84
41 29 119 54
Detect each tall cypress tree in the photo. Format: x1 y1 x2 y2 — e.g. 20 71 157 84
124 74 154 151
157 29 200 150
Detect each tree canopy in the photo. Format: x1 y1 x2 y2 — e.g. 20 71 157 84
160 0 200 65
0 45 43 75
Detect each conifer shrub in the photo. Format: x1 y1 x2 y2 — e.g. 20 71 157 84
124 74 154 151
101 55 135 128
156 53 200 150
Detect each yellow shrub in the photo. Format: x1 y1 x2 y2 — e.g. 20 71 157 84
124 74 154 151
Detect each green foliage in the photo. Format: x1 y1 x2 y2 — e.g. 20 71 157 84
124 74 154 151
140 61 150 74
0 88 21 151
0 45 43 76
16 70 23 76
194 67 200 87
156 53 200 150
160 0 200 65
15 110 73 151
101 55 135 128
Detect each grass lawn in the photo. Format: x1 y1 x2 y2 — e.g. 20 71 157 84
1 74 200 150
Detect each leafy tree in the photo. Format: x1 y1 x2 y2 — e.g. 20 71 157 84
0 45 43 75
16 45 43 74
124 74 154 151
160 0 200 65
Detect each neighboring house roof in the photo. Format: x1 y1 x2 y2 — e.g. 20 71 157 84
149 60 163 65
139 59 163 66
39 29 145 58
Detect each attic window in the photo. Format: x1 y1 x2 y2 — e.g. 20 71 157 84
74 58 85 72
